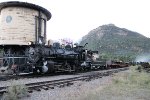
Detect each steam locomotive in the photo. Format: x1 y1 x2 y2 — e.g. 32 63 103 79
0 41 102 74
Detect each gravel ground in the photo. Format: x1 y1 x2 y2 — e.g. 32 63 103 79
0 69 118 87
0 68 128 100
0 74 80 87
1 68 150 100
22 74 113 100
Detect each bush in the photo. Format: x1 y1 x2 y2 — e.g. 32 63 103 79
112 66 150 88
2 84 28 100
81 66 150 100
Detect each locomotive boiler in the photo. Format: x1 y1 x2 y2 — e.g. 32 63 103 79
0 1 98 74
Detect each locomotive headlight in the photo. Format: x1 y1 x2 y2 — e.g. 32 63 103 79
28 41 32 45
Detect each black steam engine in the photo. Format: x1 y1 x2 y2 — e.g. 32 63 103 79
0 42 98 74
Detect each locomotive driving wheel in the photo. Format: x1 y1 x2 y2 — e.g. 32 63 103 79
66 63 72 72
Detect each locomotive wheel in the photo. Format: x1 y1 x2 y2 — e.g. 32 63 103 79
66 63 72 72
33 61 56 74
32 67 39 74
44 61 55 73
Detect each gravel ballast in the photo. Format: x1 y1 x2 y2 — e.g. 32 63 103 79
0 68 129 100
22 75 113 100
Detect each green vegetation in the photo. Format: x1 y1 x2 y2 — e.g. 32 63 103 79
80 24 150 61
81 66 150 100
2 84 28 100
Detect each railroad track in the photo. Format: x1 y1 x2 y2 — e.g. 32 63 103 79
0 67 129 96
0 72 69 81
0 67 128 81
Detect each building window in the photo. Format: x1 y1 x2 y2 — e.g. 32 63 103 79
6 16 12 23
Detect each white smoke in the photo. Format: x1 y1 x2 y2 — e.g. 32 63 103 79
135 53 150 62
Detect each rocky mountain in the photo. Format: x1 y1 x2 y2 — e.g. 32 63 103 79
80 24 150 61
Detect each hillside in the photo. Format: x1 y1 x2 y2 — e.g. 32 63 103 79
80 24 150 61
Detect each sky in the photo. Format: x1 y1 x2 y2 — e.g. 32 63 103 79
0 0 150 42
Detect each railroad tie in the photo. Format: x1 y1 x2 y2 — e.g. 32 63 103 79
102 72 108 76
62 83 68 87
34 87 41 91
58 84 64 88
66 82 73 86
95 75 102 79
41 86 49 90
84 78 91 82
44 85 54 89
98 74 103 78
114 70 119 73
28 90 33 93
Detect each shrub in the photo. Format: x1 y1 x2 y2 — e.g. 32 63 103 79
2 84 28 100
81 66 150 100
